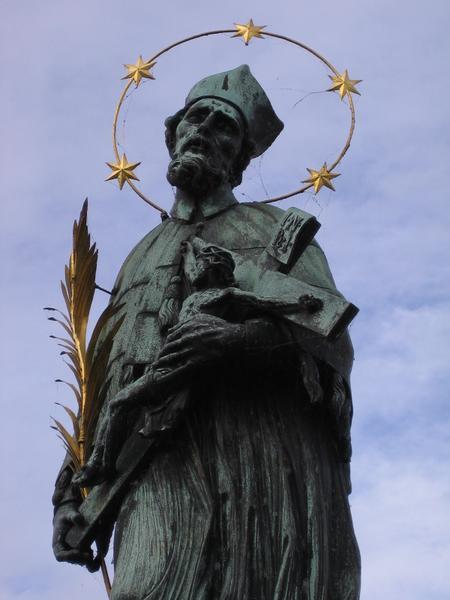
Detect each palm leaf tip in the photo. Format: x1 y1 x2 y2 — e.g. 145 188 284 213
55 402 80 439
51 417 81 467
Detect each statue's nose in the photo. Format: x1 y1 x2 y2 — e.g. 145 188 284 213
197 114 214 134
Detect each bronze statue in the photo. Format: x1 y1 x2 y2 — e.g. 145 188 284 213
52 65 361 599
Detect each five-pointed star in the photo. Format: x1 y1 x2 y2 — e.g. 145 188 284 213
232 19 266 45
105 154 141 190
303 163 340 193
328 70 362 100
122 56 156 87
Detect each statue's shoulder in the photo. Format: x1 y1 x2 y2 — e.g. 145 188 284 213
235 202 336 290
111 219 168 295
237 201 285 224
232 202 320 249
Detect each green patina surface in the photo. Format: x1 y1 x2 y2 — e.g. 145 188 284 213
54 65 361 600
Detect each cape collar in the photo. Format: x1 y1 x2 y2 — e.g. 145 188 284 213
170 187 238 222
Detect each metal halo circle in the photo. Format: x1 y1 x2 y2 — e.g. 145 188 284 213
111 28 357 216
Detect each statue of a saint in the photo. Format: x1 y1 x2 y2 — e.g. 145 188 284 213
52 65 361 599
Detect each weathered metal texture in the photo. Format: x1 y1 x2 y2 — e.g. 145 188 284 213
54 68 361 598
80 201 361 600
66 204 358 552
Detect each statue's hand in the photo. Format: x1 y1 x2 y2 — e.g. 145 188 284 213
153 314 244 386
52 503 99 572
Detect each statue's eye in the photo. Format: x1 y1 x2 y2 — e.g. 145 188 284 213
186 109 208 124
217 118 238 135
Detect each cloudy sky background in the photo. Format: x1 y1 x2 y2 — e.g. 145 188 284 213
1 0 449 598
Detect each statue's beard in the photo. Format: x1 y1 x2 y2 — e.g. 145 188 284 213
167 146 229 196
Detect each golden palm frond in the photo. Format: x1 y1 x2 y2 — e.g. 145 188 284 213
60 199 98 464
46 199 124 597
47 200 124 463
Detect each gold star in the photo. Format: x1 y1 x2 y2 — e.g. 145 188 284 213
328 70 362 100
232 19 266 45
303 163 340 193
122 56 156 87
105 154 141 190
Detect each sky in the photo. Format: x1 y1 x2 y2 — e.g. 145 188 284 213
1 0 449 598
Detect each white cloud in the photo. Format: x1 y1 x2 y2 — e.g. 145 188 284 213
351 302 450 421
352 451 450 600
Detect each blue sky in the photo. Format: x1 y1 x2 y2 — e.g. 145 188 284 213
1 1 449 598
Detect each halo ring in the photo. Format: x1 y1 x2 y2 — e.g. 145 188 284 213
111 28 357 215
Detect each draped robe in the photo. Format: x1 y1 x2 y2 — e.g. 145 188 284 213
90 198 360 600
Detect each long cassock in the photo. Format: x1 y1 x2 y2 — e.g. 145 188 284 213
81 195 361 600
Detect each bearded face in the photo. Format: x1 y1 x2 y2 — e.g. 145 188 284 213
166 98 245 196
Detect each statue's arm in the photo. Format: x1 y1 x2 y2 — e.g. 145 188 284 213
244 308 353 474
230 235 355 468
153 311 299 388
284 240 355 469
